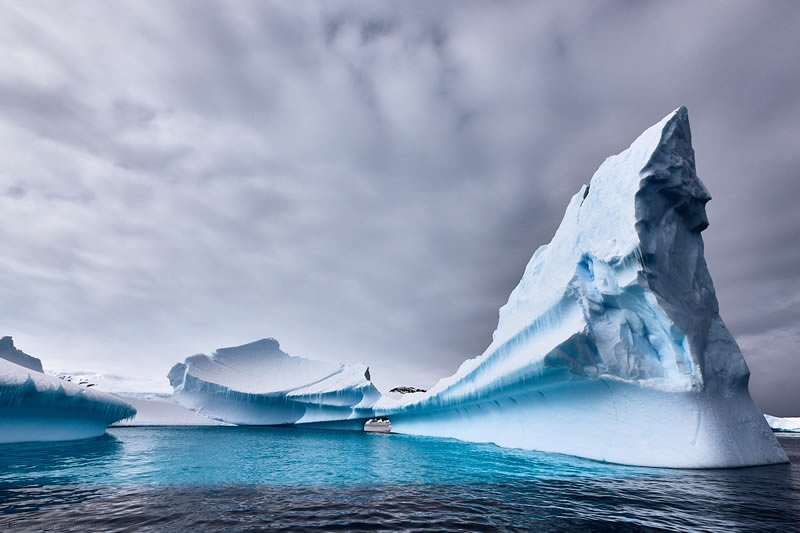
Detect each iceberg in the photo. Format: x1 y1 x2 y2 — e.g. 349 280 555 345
0 338 136 443
168 338 380 426
371 107 787 468
764 415 800 433
164 108 786 468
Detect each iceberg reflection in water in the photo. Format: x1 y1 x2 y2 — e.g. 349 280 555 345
1 428 798 531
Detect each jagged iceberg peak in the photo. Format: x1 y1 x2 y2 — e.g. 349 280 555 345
168 338 380 425
496 108 702 342
425 107 730 400
0 335 44 373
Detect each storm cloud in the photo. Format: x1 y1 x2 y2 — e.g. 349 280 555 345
1 1 798 414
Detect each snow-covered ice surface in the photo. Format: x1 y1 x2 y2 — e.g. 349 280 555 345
111 393 230 426
765 415 800 433
371 107 786 468
0 340 136 443
47 370 172 394
168 338 381 425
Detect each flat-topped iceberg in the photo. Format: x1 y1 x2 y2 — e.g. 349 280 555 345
0 338 136 443
764 415 800 433
168 338 380 425
372 107 786 468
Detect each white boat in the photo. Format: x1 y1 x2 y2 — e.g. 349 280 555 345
364 418 391 433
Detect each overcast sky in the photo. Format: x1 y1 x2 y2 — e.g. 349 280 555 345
1 1 798 414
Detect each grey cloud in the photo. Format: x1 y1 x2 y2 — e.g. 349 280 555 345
0 1 798 413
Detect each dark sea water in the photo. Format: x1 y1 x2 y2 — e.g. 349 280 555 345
1 427 798 532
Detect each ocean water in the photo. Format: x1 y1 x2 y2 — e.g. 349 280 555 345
1 427 798 532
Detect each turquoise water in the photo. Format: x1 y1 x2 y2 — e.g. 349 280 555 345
1 427 799 531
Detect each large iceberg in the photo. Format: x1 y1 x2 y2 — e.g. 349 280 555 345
372 107 787 468
0 338 136 443
164 108 787 469
168 338 380 426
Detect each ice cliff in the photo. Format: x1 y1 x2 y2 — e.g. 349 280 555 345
168 338 380 425
0 338 136 443
373 107 787 468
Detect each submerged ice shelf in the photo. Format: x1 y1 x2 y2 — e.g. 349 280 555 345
167 108 786 469
0 338 136 443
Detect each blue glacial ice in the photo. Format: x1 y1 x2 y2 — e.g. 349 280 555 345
167 108 787 468
0 338 136 443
